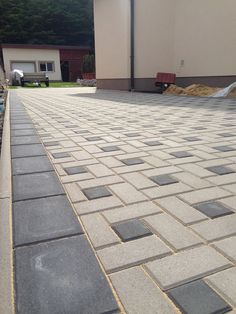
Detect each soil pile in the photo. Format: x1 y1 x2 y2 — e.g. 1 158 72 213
164 84 220 97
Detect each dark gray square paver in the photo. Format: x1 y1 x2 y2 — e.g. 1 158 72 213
15 235 119 314
85 136 102 141
75 130 90 134
82 186 112 200
52 152 70 159
218 133 234 137
12 156 53 175
206 166 234 175
183 137 200 142
121 158 144 166
13 172 65 202
13 195 83 246
44 141 59 147
167 280 232 314
112 219 152 242
150 175 179 186
101 146 120 152
125 133 141 137
194 202 234 219
214 146 235 152
11 144 46 158
11 136 40 146
64 166 87 175
144 140 162 146
171 151 193 158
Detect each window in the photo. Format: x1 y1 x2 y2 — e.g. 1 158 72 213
39 62 54 72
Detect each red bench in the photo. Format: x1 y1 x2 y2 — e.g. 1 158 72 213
155 72 176 93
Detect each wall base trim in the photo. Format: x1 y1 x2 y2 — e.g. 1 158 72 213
97 76 236 92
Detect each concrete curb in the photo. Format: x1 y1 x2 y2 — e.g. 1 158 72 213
0 91 15 314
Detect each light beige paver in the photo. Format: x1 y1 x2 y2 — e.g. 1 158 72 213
64 183 87 203
144 213 203 251
218 196 236 211
179 164 214 178
173 172 212 189
98 235 172 273
143 182 192 199
121 172 156 190
179 187 231 204
207 173 236 186
191 215 236 242
77 175 124 189
109 182 148 204
205 267 236 307
110 267 177 314
75 196 123 215
145 246 232 290
87 164 114 177
212 236 236 263
81 213 120 249
103 201 163 223
156 196 207 225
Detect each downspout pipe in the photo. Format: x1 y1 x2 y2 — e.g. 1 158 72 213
130 0 135 91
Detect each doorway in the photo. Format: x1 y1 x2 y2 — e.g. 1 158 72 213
61 61 69 82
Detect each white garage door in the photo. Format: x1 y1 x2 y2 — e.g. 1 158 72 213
11 62 35 73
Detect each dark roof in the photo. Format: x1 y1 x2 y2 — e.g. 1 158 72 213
0 44 90 50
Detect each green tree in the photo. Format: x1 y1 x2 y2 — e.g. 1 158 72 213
0 0 94 47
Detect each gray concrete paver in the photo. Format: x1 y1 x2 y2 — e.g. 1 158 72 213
15 88 236 313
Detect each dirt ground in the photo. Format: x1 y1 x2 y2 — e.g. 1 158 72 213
164 84 236 98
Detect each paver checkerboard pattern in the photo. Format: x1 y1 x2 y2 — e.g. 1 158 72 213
16 88 236 313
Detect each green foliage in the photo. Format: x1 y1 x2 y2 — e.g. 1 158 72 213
82 54 95 73
0 0 94 46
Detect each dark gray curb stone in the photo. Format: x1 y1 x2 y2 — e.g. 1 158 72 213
167 280 232 314
15 235 119 314
13 195 84 246
12 156 53 175
13 172 65 202
11 136 41 146
11 144 46 158
11 129 37 137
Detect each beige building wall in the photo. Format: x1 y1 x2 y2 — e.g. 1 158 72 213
94 0 236 90
94 0 130 82
2 48 62 81
135 0 176 78
174 0 236 78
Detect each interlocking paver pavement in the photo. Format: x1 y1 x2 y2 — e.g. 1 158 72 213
14 88 236 313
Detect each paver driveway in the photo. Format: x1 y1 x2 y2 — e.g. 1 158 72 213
15 87 236 313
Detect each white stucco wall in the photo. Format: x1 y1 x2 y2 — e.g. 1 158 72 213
2 48 62 81
94 0 130 79
94 0 236 81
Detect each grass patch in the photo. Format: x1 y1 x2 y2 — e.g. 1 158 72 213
9 82 82 89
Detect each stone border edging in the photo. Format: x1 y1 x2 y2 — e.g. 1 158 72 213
0 91 15 314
